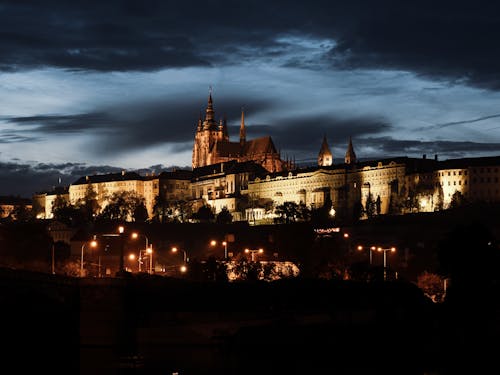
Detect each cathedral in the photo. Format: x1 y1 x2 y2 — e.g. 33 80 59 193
192 93 286 173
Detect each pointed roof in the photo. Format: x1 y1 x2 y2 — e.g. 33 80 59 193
318 134 333 166
203 90 216 129
318 135 332 157
345 136 357 164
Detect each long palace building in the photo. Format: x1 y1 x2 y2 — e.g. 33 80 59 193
33 93 500 223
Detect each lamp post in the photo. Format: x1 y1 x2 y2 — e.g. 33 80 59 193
172 247 187 263
357 245 375 265
210 240 228 259
244 248 264 262
80 239 97 277
343 233 351 252
146 245 153 274
118 225 125 274
222 241 228 260
376 246 396 281
131 232 149 272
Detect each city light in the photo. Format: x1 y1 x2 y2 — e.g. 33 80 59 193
80 239 97 278
244 248 264 262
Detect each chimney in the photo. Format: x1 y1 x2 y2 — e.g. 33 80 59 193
422 154 426 160
434 154 438 161
121 170 125 176
85 175 89 182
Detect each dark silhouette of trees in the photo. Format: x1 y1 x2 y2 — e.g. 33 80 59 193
75 183 100 221
97 191 146 221
216 207 233 224
193 205 215 223
364 192 376 219
275 201 311 223
449 191 467 209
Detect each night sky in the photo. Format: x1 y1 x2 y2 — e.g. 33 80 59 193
2 1 500 197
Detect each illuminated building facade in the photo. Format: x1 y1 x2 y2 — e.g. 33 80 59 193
192 93 286 173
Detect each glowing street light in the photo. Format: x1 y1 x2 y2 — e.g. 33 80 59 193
80 239 97 277
245 248 264 262
146 245 153 274
210 240 229 259
171 247 188 263
131 232 149 272
376 246 396 281
357 245 375 265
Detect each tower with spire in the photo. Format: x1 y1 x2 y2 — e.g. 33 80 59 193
192 89 285 172
345 137 357 165
318 135 333 167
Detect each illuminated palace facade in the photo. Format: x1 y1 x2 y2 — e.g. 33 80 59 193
33 93 500 222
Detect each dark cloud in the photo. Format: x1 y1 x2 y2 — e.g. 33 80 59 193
4 113 110 134
0 1 499 88
359 137 500 159
242 114 390 152
0 160 186 197
416 113 500 131
3 94 275 154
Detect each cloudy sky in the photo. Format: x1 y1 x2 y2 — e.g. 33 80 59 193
2 1 500 197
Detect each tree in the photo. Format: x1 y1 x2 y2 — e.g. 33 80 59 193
75 183 100 221
352 200 363 222
364 192 376 219
152 194 169 223
405 188 418 213
133 202 149 223
193 204 215 223
97 191 147 221
375 195 382 215
216 207 233 224
9 203 33 222
449 190 467 209
275 201 297 223
417 271 446 303
434 185 444 211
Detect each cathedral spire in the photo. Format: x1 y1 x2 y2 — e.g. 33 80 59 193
345 136 357 165
240 107 246 146
318 134 333 166
203 88 216 129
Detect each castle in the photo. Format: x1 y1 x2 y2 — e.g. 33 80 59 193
31 92 500 223
192 92 285 173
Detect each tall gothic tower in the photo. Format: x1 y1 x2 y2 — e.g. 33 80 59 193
192 91 229 169
318 135 333 166
345 136 357 164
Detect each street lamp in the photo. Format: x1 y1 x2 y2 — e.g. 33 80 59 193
172 247 188 263
80 239 97 277
376 246 396 281
131 232 149 272
146 245 153 274
357 245 375 265
244 248 264 262
210 240 228 259
343 233 352 252
222 241 228 260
